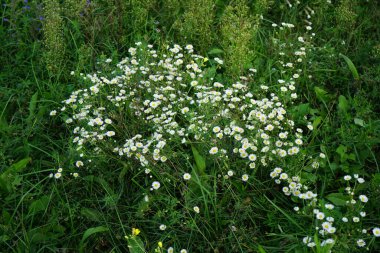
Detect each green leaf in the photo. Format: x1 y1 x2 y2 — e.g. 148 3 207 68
313 116 322 130
291 103 310 120
0 157 31 193
208 48 224 55
0 235 10 243
79 226 109 252
340 53 359 80
191 145 206 175
28 195 50 216
2 210 11 225
26 92 38 126
118 161 130 183
0 114 8 133
80 208 102 222
204 66 217 79
2 157 31 176
302 172 317 183
336 145 347 160
338 95 349 114
257 245 267 253
314 87 330 102
326 193 348 206
354 118 365 127
126 235 146 253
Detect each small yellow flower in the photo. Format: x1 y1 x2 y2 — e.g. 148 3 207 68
158 241 163 248
203 57 208 62
132 228 141 236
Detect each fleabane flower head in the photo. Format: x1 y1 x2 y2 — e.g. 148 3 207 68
373 227 380 237
152 181 161 190
344 175 352 181
359 195 368 203
303 236 312 244
106 131 115 137
183 173 191 180
279 173 288 180
356 239 366 247
316 212 325 220
213 126 221 133
209 147 218 155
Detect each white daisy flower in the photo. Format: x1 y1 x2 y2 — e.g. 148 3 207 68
152 181 161 190
183 173 191 180
209 147 218 155
373 227 380 237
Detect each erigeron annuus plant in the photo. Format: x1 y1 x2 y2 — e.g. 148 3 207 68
50 11 379 252
53 40 306 180
266 5 380 251
51 39 311 249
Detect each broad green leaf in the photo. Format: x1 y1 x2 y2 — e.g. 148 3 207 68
118 161 130 183
0 235 10 243
354 118 365 127
0 93 13 133
126 235 146 253
28 232 50 243
0 177 8 193
191 145 206 175
0 157 31 193
80 208 102 222
208 48 224 55
204 66 217 79
314 233 321 252
314 87 330 102
338 95 349 114
26 92 38 126
326 193 348 206
302 172 317 183
28 195 50 216
340 53 359 80
257 245 267 253
292 103 310 119
336 145 347 159
0 114 8 133
2 210 11 225
348 153 356 161
1 157 31 176
297 103 310 116
313 116 322 131
80 226 109 252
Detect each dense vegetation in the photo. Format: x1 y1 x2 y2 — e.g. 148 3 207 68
1 0 380 252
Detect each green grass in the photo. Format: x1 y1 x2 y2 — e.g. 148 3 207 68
1 0 380 252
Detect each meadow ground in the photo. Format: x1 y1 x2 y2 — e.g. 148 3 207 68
1 0 380 252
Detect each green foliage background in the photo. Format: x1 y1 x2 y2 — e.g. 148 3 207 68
1 0 380 252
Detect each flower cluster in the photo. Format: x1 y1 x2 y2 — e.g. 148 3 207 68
293 173 378 250
52 40 308 185
51 9 379 250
